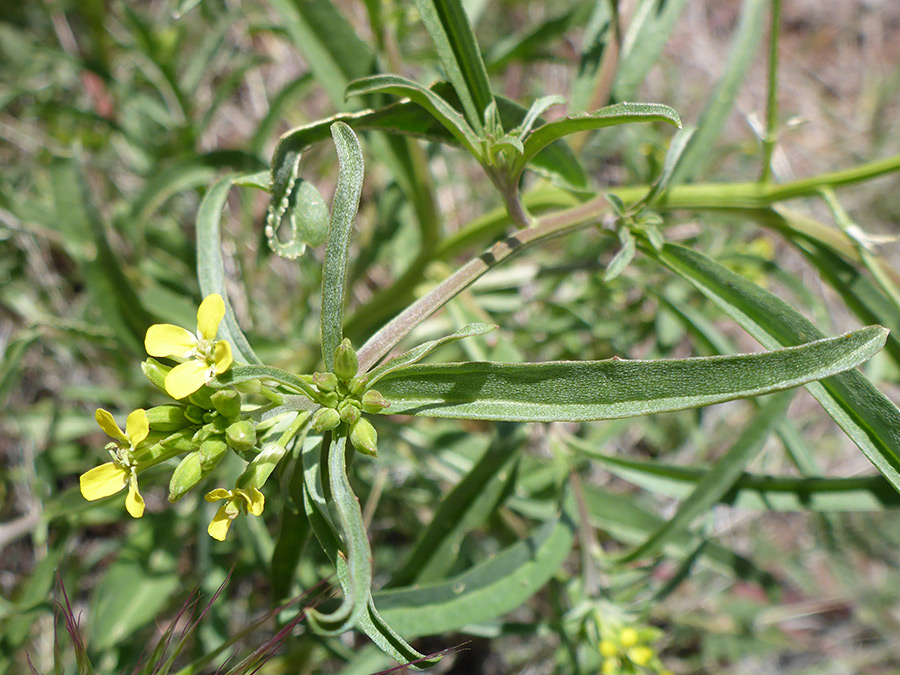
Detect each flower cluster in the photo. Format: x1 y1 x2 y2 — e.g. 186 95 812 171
597 626 672 675
78 294 388 541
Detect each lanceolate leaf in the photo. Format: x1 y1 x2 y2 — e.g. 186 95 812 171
196 175 261 364
346 75 481 157
375 326 886 421
413 0 494 134
646 241 900 493
373 512 575 637
321 123 364 371
515 102 681 179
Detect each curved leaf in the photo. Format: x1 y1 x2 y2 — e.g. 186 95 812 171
375 326 886 421
346 75 481 157
515 102 681 178
373 512 575 637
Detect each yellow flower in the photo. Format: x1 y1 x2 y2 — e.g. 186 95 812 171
204 486 265 541
144 293 234 400
80 409 149 518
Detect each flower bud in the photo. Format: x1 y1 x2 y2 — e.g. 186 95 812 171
169 450 204 502
226 420 257 452
349 418 378 457
313 372 338 392
348 375 368 396
146 405 190 431
312 407 341 433
199 438 228 471
141 358 171 392
234 378 261 395
211 389 242 419
333 338 358 382
188 386 215 410
338 400 361 425
184 404 207 426
318 391 339 409
361 389 390 413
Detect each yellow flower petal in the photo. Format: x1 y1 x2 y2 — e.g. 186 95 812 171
125 409 149 446
165 360 212 399
125 474 145 518
145 324 198 358
245 487 265 516
197 294 225 341
80 462 128 500
95 409 127 444
205 488 232 502
213 340 233 374
208 503 233 541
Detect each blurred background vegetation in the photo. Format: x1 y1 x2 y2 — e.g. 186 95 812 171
2 0 900 673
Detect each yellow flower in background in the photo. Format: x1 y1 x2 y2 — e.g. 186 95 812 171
204 486 265 541
80 408 149 518
144 293 233 399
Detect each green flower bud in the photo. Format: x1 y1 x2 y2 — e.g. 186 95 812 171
146 405 190 431
169 450 204 502
226 420 257 452
141 358 171 392
312 407 341 433
333 338 358 382
349 418 378 457
188 386 215 410
348 375 368 396
199 438 228 471
313 372 338 392
361 389 390 413
191 422 217 445
211 389 242 419
338 400 361 425
184 404 207 426
236 442 287 490
318 391 339 409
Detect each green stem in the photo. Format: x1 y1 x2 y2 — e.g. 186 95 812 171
760 0 781 183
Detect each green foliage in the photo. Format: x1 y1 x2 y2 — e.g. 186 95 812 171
4 0 900 673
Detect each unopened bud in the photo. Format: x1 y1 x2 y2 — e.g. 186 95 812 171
146 405 190 431
211 389 242 419
333 338 358 382
184 404 206 426
234 379 261 395
312 407 341 432
318 391 339 409
168 450 203 502
338 400 361 425
188 386 215 410
313 372 338 392
226 420 257 452
361 390 389 413
348 375 368 396
349 418 378 457
141 358 171 392
199 438 228 471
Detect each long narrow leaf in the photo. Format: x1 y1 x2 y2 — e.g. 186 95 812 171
321 123 364 370
375 326 886 421
646 241 900 492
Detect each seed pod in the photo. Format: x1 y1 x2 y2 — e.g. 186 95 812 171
312 407 341 433
349 418 378 457
211 389 242 419
361 389 390 414
146 405 190 431
168 450 204 502
199 438 228 471
226 420 257 452
333 338 359 382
